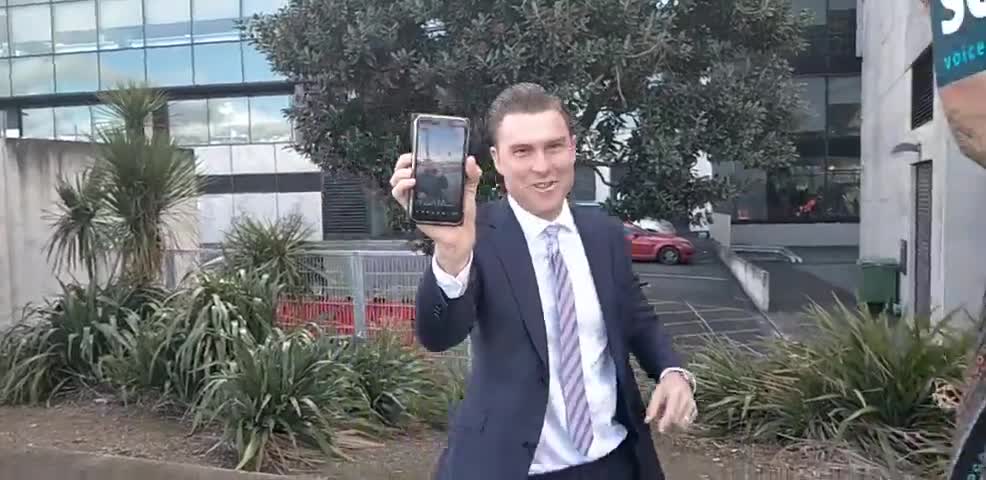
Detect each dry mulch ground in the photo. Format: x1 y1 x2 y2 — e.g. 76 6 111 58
0 396 888 479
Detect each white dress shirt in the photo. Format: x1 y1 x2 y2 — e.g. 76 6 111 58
431 197 687 475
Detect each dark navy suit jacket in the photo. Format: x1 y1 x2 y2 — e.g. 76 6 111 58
415 199 682 480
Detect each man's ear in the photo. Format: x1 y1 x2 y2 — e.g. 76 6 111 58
490 146 503 174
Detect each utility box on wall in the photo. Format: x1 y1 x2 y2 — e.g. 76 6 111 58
857 258 900 313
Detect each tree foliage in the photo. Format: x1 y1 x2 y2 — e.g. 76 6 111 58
246 0 809 225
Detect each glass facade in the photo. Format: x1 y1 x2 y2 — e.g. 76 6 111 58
0 0 287 98
723 0 861 223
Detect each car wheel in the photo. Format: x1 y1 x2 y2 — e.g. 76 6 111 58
657 246 680 265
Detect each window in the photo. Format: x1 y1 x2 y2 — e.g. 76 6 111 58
796 77 826 132
10 5 53 56
243 41 284 82
790 0 825 25
55 52 99 93
911 46 934 129
54 105 93 141
147 46 192 86
209 97 249 144
827 76 861 136
22 107 55 139
249 95 291 142
0 60 9 97
0 10 9 57
100 49 146 88
193 0 240 43
11 56 55 95
243 0 288 17
54 1 98 53
99 0 144 50
168 99 208 145
194 42 243 84
145 0 191 47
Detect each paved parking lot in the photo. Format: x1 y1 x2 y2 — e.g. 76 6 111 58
634 238 779 348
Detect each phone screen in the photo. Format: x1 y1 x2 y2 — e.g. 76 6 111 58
410 115 469 225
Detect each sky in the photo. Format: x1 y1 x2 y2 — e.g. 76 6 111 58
418 123 466 163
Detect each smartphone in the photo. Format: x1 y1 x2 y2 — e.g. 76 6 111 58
409 114 470 226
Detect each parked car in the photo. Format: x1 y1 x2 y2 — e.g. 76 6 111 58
623 223 695 265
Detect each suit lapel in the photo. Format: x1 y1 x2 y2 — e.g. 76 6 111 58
489 200 549 370
571 207 625 363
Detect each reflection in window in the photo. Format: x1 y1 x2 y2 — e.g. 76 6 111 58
0 60 9 97
54 1 98 53
790 0 825 25
250 95 291 142
796 77 826 132
827 76 861 136
12 56 55 96
243 42 284 82
99 0 144 50
0 10 9 57
55 52 99 93
243 0 288 17
194 42 243 85
209 97 249 144
147 46 192 87
10 5 53 56
100 49 145 89
145 0 191 47
168 99 208 145
22 108 55 139
193 0 240 43
54 105 94 141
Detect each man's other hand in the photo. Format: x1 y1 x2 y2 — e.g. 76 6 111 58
645 372 697 434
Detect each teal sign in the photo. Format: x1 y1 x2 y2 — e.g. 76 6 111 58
930 0 986 87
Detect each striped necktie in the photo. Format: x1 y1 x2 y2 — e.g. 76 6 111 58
542 224 594 456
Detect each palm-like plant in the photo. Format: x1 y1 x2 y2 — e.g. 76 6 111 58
45 83 202 287
45 169 111 282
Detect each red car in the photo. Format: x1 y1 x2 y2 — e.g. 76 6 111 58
623 223 695 264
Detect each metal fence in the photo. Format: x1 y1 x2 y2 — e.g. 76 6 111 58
162 248 471 367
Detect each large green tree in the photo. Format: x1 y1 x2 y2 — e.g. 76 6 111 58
246 0 808 226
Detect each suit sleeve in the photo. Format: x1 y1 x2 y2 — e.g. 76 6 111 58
414 252 480 352
612 222 683 381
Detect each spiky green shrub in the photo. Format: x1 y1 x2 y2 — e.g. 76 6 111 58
167 269 281 404
337 329 437 427
692 301 970 476
221 213 314 294
193 326 366 473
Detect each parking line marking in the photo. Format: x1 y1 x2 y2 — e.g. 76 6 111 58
650 307 751 315
638 272 729 281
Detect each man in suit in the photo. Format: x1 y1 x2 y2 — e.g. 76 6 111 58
389 83 697 480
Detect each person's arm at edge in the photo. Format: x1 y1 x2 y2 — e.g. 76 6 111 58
611 220 696 391
414 250 479 352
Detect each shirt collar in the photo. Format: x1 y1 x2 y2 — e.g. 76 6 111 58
506 195 577 245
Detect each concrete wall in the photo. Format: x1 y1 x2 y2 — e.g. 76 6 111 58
730 222 859 247
0 139 201 326
717 243 770 312
709 212 732 247
0 140 98 325
858 0 986 323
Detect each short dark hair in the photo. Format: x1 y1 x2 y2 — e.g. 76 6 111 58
486 82 573 145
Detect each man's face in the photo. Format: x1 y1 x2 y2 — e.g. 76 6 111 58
490 110 576 220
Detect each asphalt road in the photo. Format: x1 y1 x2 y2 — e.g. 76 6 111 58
634 237 779 349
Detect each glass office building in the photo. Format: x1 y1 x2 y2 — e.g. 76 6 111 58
0 0 322 244
720 0 861 225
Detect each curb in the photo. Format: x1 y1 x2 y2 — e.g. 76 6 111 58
0 446 288 480
713 241 786 338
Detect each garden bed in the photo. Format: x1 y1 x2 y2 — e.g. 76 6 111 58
0 395 891 480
